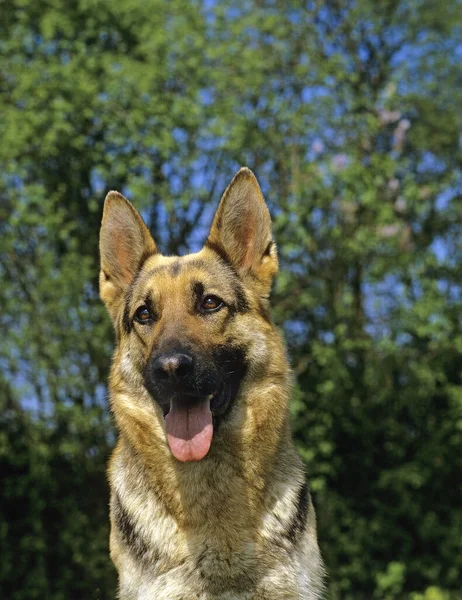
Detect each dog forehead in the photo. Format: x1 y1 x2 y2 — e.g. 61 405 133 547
134 252 236 297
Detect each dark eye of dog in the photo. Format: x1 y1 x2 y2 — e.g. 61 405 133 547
134 305 152 323
201 295 224 312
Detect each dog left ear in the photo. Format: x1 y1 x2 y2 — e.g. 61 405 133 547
205 167 278 295
99 191 157 320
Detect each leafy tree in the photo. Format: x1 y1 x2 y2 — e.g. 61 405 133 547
0 0 460 598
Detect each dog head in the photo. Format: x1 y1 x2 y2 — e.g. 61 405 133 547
100 168 281 462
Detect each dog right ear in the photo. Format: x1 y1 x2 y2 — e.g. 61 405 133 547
205 168 278 297
99 191 157 321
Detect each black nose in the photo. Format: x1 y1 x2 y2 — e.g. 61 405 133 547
151 353 194 380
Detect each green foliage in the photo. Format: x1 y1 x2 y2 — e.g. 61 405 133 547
0 391 115 599
411 587 454 600
0 0 461 598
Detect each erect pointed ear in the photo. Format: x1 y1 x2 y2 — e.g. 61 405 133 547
99 191 157 320
205 167 278 295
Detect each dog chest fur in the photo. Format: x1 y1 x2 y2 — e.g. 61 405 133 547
109 437 324 599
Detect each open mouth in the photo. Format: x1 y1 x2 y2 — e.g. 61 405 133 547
163 384 227 463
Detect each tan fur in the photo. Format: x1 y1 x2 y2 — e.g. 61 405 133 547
100 168 325 599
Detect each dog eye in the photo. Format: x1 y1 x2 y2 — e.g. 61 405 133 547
134 305 153 323
201 295 224 313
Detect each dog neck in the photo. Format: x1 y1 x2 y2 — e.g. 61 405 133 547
110 377 295 527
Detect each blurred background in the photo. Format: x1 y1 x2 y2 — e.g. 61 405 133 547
1 1 461 599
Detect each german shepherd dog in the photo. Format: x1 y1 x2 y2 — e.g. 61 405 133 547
99 168 324 599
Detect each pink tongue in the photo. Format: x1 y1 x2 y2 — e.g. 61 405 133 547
165 398 213 462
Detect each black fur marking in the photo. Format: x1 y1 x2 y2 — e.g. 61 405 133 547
136 249 157 274
171 260 181 277
196 547 207 573
211 343 248 423
204 240 234 270
286 480 310 544
232 284 249 314
192 281 205 304
122 289 133 334
114 493 153 563
147 259 207 280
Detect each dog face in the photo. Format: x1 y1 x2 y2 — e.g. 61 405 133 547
99 168 279 462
